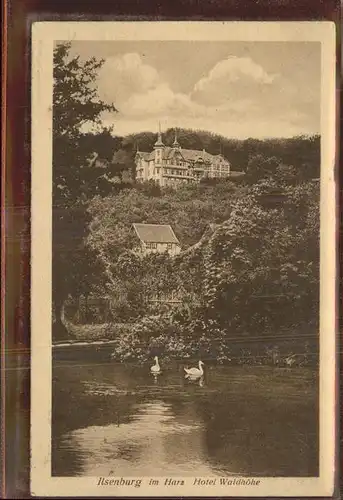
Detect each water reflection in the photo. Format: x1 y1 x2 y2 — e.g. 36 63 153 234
59 400 219 476
52 363 318 477
151 372 161 384
184 375 205 388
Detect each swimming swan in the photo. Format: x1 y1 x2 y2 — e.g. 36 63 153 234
150 356 161 374
184 360 204 378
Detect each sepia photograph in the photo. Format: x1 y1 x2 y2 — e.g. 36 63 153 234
31 22 336 497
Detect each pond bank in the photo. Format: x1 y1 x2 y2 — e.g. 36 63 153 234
53 332 319 367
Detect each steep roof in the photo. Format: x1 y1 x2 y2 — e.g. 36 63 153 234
178 148 212 163
154 130 165 147
144 148 172 162
142 147 228 164
135 151 150 160
133 223 180 244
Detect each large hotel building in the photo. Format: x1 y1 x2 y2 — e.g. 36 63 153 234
135 130 231 187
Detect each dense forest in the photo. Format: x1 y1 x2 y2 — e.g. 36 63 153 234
80 127 320 185
118 128 320 180
52 42 320 364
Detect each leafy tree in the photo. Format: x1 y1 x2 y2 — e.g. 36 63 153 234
52 42 117 340
102 250 178 321
199 179 319 334
111 149 136 183
246 155 281 183
274 163 298 185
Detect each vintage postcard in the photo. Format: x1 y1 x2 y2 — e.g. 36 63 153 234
31 21 336 497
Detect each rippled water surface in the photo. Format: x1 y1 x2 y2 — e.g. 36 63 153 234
52 362 318 477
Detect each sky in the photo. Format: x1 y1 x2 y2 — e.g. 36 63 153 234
68 40 321 140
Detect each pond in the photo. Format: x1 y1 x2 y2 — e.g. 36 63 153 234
52 362 318 478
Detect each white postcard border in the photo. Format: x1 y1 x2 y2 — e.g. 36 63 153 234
31 21 336 497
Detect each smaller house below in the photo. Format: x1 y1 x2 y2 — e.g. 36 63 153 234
132 223 181 256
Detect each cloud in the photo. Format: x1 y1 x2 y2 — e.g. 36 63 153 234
191 56 278 106
95 52 317 139
121 84 189 116
120 85 257 124
196 56 276 88
97 53 161 105
97 53 272 118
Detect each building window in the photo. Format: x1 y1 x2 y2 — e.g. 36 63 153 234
167 243 172 250
146 242 157 249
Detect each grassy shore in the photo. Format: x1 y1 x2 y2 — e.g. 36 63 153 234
66 322 131 342
57 321 318 367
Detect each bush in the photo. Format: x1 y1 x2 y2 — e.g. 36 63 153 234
109 312 231 364
111 330 148 362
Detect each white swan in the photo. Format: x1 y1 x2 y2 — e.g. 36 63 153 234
150 356 161 374
184 360 204 378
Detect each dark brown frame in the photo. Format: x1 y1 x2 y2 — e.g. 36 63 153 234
2 0 341 498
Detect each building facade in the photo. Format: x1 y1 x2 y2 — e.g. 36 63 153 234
132 223 181 256
135 131 231 187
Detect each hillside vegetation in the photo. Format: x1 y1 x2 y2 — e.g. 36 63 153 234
52 42 320 365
